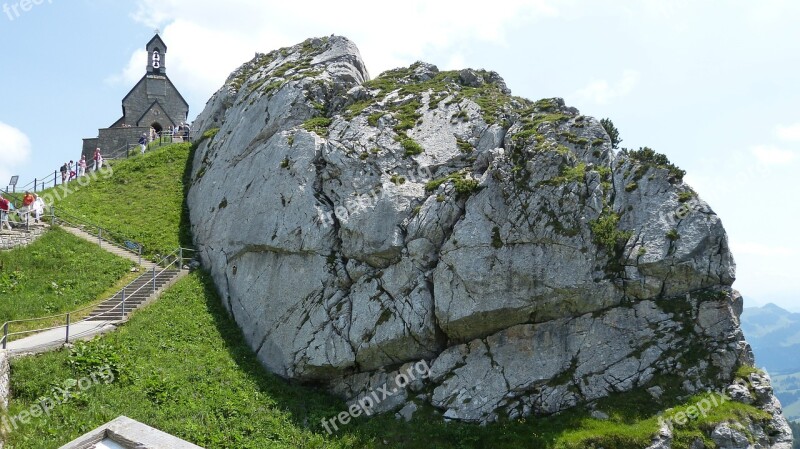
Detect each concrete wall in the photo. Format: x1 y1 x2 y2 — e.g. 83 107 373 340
0 350 6 449
0 350 9 411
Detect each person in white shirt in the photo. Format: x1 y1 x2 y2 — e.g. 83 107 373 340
33 194 45 224
78 155 87 177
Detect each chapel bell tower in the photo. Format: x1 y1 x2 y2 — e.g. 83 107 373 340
147 33 167 75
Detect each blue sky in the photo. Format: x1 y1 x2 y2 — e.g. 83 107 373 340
1 0 797 310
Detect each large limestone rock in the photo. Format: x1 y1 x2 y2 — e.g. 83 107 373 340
187 36 791 444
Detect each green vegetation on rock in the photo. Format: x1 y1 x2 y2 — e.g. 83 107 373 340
590 209 632 253
625 146 686 182
538 162 588 187
425 171 480 198
678 191 694 203
347 62 526 129
400 137 424 157
600 118 622 149
302 116 333 137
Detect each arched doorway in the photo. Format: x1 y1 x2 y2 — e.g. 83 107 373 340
150 122 163 134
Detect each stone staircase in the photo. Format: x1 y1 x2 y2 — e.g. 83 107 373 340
58 225 187 323
86 269 183 321
3 221 192 355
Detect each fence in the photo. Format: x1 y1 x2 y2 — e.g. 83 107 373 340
0 247 194 350
5 162 106 194
1 205 146 262
48 207 147 264
4 130 191 194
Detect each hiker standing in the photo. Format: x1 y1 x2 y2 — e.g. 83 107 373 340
94 148 103 171
33 194 45 223
60 162 68 183
0 195 11 230
21 191 34 222
139 133 148 154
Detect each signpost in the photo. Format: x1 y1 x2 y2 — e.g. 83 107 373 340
8 176 18 193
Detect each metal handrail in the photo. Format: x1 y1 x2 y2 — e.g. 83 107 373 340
47 208 145 259
1 246 194 350
103 143 135 160
5 165 83 193
7 133 190 193
1 203 136 251
64 249 184 323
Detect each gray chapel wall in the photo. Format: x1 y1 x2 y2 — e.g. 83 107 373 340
121 77 189 128
82 138 99 162
97 127 151 159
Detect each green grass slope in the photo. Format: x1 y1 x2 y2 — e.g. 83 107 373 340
0 227 133 325
40 143 193 257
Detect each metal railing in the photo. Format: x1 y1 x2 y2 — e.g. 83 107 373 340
1 247 195 351
1 206 145 259
6 170 62 193
5 130 193 193
47 207 146 265
0 202 44 233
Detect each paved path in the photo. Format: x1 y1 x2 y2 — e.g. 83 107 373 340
60 226 157 270
4 225 183 357
6 321 117 355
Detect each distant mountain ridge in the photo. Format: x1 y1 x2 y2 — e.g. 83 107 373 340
742 302 800 423
742 303 800 374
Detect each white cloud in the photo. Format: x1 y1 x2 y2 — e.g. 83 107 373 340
751 145 797 165
115 0 559 101
775 123 800 142
572 70 640 104
0 122 32 187
105 49 147 86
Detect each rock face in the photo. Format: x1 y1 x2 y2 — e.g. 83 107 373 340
187 36 792 444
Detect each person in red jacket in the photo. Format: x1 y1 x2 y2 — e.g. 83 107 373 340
22 191 34 207
0 194 11 230
20 191 35 223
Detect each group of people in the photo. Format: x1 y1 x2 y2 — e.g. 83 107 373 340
171 123 191 140
59 150 103 183
0 191 45 230
137 123 192 155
